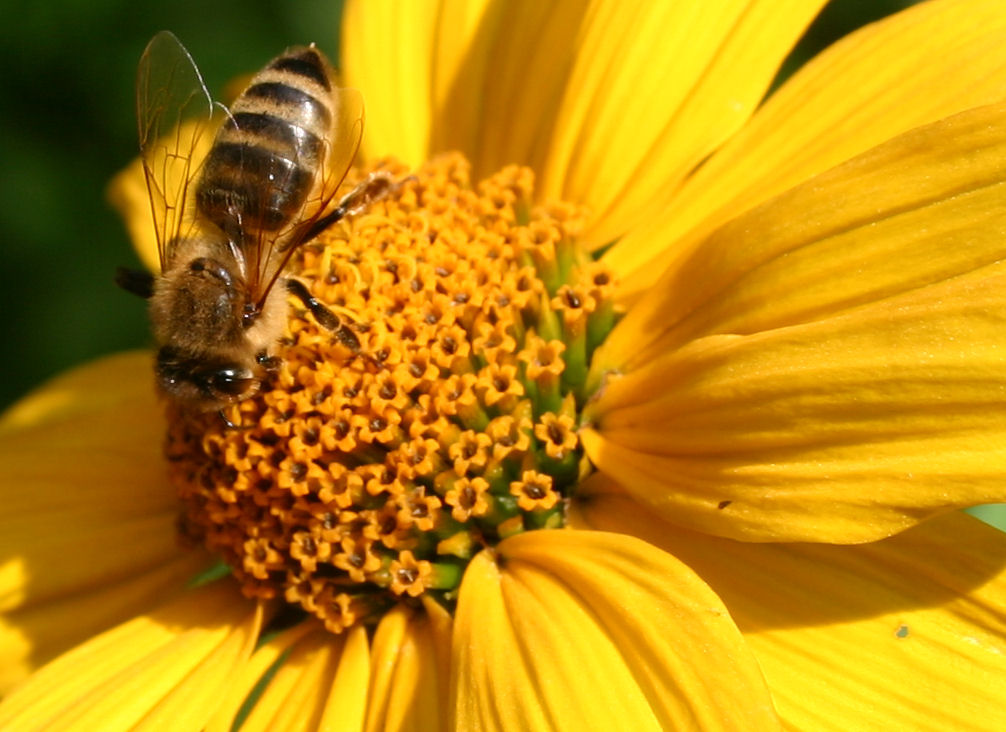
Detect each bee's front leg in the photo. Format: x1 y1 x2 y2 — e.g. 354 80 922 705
256 351 282 372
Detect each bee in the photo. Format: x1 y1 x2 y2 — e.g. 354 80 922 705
118 31 394 415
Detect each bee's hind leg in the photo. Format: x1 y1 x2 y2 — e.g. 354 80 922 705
300 171 404 242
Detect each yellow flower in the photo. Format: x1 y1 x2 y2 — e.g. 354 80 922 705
5 0 1006 729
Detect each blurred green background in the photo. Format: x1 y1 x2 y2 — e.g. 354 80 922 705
0 0 922 413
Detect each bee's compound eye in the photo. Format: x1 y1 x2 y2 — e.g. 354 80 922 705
211 368 257 397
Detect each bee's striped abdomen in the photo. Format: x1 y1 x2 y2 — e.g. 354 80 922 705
197 46 334 234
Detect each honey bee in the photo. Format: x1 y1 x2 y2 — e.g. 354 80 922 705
118 31 394 415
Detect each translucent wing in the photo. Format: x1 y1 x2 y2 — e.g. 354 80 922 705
136 31 216 272
313 86 367 225
251 85 365 308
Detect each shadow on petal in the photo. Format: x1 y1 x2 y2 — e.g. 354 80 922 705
0 352 212 688
0 580 261 730
573 479 1006 729
573 476 1006 631
451 530 780 731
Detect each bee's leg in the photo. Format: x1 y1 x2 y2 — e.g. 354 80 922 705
256 351 282 372
336 171 402 217
286 278 361 352
217 409 247 431
115 267 155 299
301 171 407 242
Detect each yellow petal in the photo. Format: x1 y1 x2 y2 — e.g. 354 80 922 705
240 629 345 732
599 99 1006 373
469 0 591 177
584 262 1006 542
341 0 437 166
0 350 157 436
0 580 261 731
610 0 1006 297
451 530 779 731
584 102 1006 543
0 353 212 685
0 553 207 695
421 596 453 713
428 0 506 160
318 624 370 732
1 510 192 614
0 353 177 595
365 605 449 732
364 606 407 731
540 0 826 251
204 621 316 732
575 488 1006 731
204 621 371 732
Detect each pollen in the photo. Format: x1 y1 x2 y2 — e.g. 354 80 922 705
166 154 619 633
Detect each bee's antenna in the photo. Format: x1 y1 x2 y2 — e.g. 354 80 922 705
115 267 155 299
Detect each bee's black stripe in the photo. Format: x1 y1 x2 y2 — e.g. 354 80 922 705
207 141 306 179
244 82 331 129
195 49 334 235
198 142 313 230
268 52 331 91
224 112 324 163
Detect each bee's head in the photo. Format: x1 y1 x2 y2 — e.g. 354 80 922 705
155 346 260 411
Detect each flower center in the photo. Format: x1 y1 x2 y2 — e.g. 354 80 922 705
166 153 618 633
